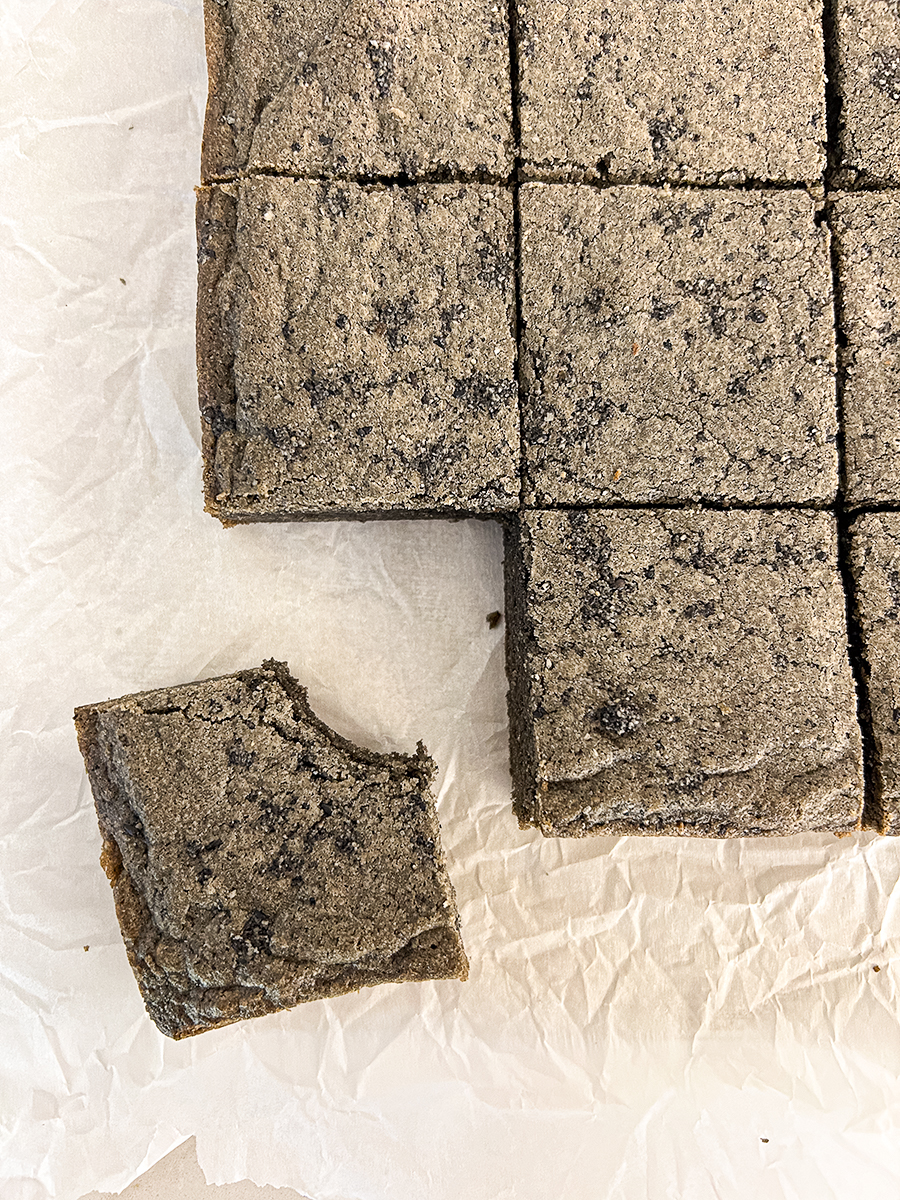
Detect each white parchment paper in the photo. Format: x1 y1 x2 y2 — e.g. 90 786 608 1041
3 3 900 1197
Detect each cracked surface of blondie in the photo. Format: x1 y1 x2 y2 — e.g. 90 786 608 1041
831 0 900 185
197 178 518 521
516 0 826 183
74 661 467 1038
831 193 900 506
202 0 513 180
520 185 838 506
850 514 900 834
505 509 864 837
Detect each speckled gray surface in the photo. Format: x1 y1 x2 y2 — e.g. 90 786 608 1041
197 178 519 522
831 192 900 507
74 661 467 1039
850 515 900 835
520 184 838 506
505 508 864 837
831 0 900 186
516 0 827 183
201 0 513 181
191 1 900 838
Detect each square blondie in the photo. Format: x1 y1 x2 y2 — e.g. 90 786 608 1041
516 0 826 183
830 0 900 186
197 179 519 521
505 509 864 837
831 193 900 506
850 515 900 834
202 0 514 180
75 661 467 1038
519 185 838 506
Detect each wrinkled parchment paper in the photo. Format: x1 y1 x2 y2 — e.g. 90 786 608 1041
3 3 900 1197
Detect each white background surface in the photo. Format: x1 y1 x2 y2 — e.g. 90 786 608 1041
3 2 900 1197
80 1138 306 1200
